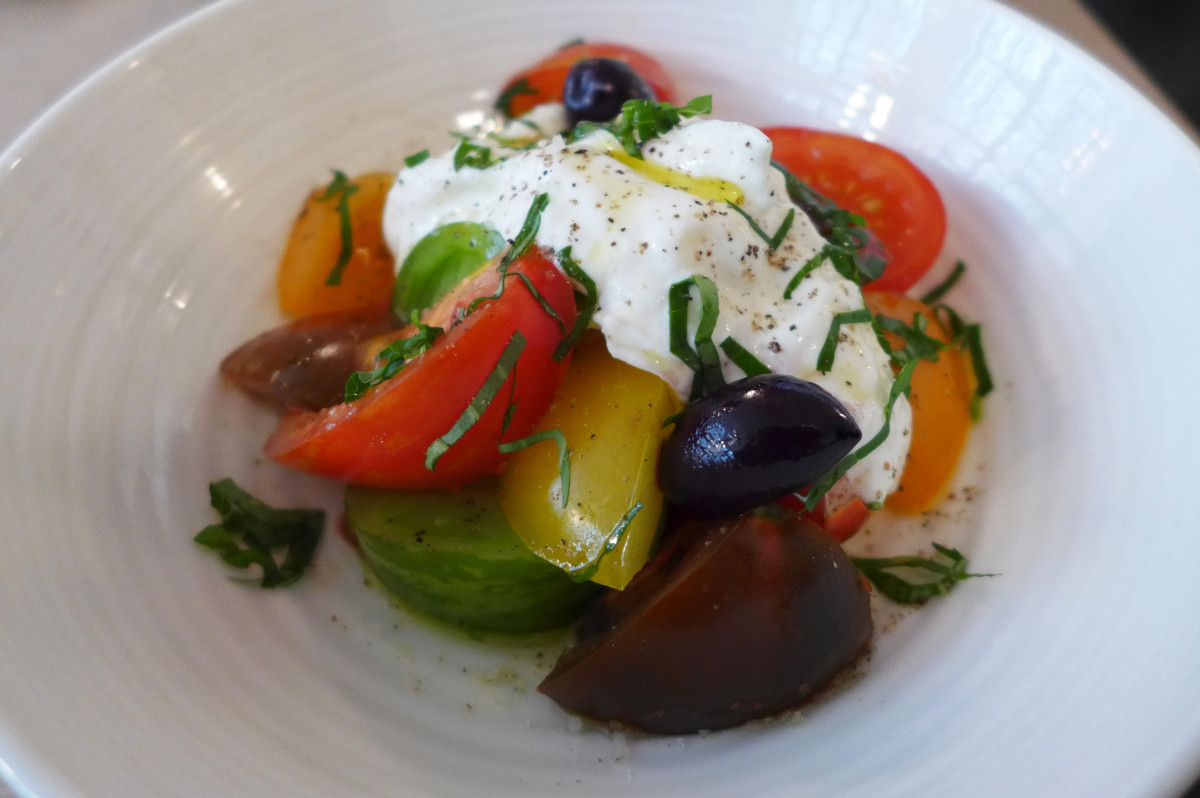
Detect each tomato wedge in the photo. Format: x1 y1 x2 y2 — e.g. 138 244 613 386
864 291 972 512
277 171 396 316
763 127 946 293
264 248 577 490
497 42 676 118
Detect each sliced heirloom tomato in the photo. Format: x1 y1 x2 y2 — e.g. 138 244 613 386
264 247 577 490
497 42 676 118
499 331 680 590
277 171 396 317
864 291 972 513
764 127 946 293
775 477 870 543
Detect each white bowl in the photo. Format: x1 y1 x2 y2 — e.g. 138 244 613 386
2 0 1199 795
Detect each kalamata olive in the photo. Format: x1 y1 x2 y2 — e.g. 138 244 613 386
539 512 873 734
658 374 860 519
220 312 398 411
563 58 656 126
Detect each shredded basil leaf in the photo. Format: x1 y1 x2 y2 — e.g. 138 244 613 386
920 260 966 304
194 479 323 588
452 136 497 170
568 95 712 159
425 331 527 471
773 160 887 287
718 336 771 377
403 149 430 168
495 77 537 117
553 246 598 361
875 312 945 365
668 274 726 400
344 323 444 401
725 202 795 250
852 543 993 604
817 308 873 373
319 170 360 286
498 429 571 507
567 501 644 582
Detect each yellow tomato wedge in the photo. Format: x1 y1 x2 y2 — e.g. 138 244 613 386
499 331 680 590
864 291 972 514
277 171 395 316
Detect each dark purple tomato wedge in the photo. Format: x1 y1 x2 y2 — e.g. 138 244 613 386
220 311 399 411
539 512 872 734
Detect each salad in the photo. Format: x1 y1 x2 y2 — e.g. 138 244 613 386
203 42 992 735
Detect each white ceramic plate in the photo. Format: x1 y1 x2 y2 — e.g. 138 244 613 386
3 0 1200 795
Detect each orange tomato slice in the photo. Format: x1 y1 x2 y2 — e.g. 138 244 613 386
277 171 395 316
864 291 972 513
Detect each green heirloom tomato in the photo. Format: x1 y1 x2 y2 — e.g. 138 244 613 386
391 221 505 318
499 331 680 590
346 480 599 634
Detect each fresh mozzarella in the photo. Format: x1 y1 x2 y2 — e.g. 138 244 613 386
383 113 909 505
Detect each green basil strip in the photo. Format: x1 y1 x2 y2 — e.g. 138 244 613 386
568 95 712 159
802 358 918 511
875 313 945 365
660 410 684 429
495 77 536 117
920 260 966 304
319 170 360 286
194 478 324 588
817 308 874 373
453 137 495 171
963 322 993 397
718 336 771 377
725 201 794 250
403 149 430 168
498 429 571 507
425 331 526 471
668 274 725 400
553 246 599 361
852 543 994 605
782 249 826 299
567 501 644 582
344 324 444 402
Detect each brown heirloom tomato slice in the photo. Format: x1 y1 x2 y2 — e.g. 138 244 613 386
264 248 577 490
539 512 872 734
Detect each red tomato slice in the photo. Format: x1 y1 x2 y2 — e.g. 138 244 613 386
264 248 577 490
763 127 946 293
498 42 677 118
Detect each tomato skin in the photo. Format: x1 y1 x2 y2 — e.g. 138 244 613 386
864 291 972 513
498 42 676 118
775 477 870 543
498 330 679 590
277 172 396 316
264 249 577 489
763 127 946 293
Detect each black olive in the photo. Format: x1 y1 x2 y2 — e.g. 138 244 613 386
658 374 861 518
563 58 656 126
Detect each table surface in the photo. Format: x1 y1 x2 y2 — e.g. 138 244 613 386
0 1 1195 796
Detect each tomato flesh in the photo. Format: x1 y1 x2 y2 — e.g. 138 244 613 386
277 171 396 316
764 127 946 293
498 42 676 118
264 248 577 489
